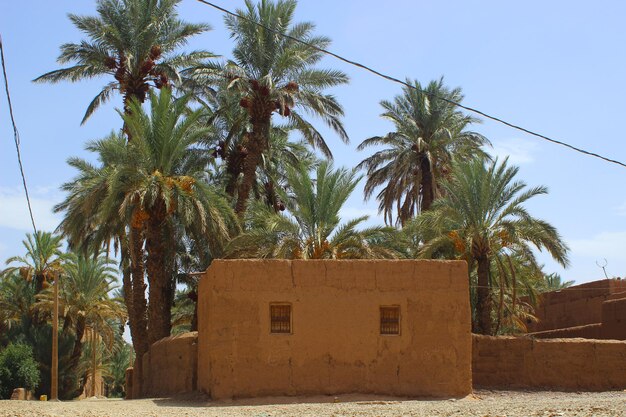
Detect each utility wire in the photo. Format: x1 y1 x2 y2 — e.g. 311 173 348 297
0 35 39 236
195 0 626 169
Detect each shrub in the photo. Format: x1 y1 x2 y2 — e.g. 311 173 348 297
0 343 40 399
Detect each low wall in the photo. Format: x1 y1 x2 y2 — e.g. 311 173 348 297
602 298 626 340
528 279 626 333
139 332 198 398
198 259 472 399
472 335 626 391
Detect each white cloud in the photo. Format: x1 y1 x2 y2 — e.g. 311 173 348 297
0 187 62 232
568 231 626 261
615 202 626 216
489 137 538 165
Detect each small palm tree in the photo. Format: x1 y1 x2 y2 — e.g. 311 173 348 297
190 0 349 215
414 158 569 335
542 272 575 291
358 78 490 226
4 232 66 294
35 0 213 123
226 161 402 259
35 252 125 397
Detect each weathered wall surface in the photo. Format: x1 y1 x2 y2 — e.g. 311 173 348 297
140 332 198 398
602 298 626 340
528 279 626 333
473 335 626 391
198 259 471 400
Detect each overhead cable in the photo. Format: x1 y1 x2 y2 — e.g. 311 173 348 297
195 0 626 169
0 35 39 236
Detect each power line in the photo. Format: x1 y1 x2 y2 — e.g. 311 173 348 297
194 0 626 170
0 35 39 236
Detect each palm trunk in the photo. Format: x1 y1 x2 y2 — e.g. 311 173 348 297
235 112 272 217
419 154 435 212
128 228 149 353
476 255 492 335
145 199 171 345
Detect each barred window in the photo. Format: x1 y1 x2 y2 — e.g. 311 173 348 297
270 304 292 334
380 306 400 335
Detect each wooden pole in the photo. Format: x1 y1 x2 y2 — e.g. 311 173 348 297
91 327 97 397
51 273 59 400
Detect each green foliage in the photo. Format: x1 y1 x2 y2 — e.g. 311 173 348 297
358 78 490 225
35 0 213 123
411 158 569 334
0 344 40 399
226 161 403 259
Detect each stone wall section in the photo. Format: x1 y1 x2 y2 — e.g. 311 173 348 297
473 335 626 391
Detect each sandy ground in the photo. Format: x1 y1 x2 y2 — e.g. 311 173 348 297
0 390 624 417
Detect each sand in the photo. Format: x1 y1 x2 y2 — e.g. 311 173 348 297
0 390 624 417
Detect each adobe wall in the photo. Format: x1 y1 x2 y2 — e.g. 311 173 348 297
139 332 198 398
198 259 471 400
528 279 626 333
472 335 626 391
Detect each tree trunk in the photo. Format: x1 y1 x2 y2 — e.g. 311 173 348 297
69 318 86 368
235 112 270 215
476 255 492 335
145 200 171 345
419 154 435 212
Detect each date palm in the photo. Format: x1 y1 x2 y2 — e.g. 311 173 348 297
34 0 213 123
414 158 569 335
358 78 490 226
59 88 236 345
3 232 65 294
226 161 402 259
35 252 125 397
190 0 349 215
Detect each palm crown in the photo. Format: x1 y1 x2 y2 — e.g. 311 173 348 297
358 78 490 225
226 161 402 259
414 158 569 334
35 0 213 123
189 0 348 215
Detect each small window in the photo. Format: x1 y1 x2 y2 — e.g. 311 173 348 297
270 303 292 334
380 306 400 335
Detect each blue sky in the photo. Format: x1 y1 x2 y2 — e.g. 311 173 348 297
1 0 625 283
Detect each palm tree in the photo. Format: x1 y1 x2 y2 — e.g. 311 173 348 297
189 0 349 215
414 158 569 335
55 134 151 364
358 78 490 226
3 232 65 294
35 0 213 123
35 252 125 397
542 272 575 291
226 161 402 259
57 87 237 347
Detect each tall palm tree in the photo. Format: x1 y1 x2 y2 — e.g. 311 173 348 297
35 0 213 123
3 232 66 294
226 161 402 259
414 158 569 335
189 0 349 215
57 87 238 347
358 78 490 226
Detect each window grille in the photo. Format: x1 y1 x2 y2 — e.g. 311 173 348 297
380 306 400 335
270 304 291 334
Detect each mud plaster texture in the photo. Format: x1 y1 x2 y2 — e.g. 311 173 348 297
139 332 198 397
473 335 626 391
527 279 626 333
197 259 471 400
